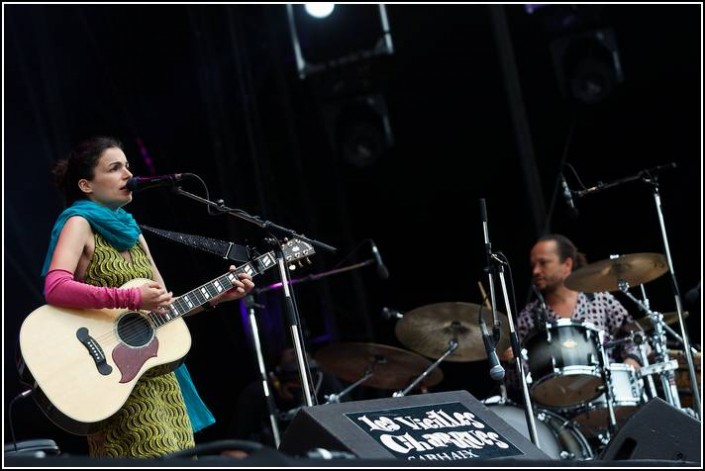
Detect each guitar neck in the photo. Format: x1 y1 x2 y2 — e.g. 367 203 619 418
152 250 278 326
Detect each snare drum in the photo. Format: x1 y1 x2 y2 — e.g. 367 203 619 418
484 401 593 460
524 319 603 408
570 363 644 437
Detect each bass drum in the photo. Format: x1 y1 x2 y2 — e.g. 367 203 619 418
485 402 594 460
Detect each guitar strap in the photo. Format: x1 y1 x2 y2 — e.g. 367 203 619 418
140 225 251 264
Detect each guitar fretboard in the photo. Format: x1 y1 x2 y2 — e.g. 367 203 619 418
142 237 314 327
148 251 278 327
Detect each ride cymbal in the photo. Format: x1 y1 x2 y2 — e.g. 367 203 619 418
395 302 510 362
565 253 668 293
313 342 443 390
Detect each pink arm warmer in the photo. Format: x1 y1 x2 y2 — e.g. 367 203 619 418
44 269 142 310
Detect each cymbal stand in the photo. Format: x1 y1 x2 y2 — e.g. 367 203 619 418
479 199 540 448
619 282 681 408
635 284 658 400
324 368 374 404
635 331 658 400
393 340 458 397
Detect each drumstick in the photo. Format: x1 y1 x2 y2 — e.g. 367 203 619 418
477 281 492 310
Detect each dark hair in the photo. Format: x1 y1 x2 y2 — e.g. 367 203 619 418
52 136 123 205
537 233 588 269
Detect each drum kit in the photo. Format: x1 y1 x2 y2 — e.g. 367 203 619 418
313 251 700 460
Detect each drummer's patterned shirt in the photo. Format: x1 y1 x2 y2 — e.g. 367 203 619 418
517 292 644 364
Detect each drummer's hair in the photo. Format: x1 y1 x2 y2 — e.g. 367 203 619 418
538 234 588 269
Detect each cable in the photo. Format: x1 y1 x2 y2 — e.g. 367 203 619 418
8 389 33 453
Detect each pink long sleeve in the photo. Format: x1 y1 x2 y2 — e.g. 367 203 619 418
44 269 142 310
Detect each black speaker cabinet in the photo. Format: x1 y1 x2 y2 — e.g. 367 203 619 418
600 397 701 461
278 390 550 461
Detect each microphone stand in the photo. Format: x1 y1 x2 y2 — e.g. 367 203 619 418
171 186 337 410
480 199 540 448
243 295 281 447
643 173 700 418
574 164 700 418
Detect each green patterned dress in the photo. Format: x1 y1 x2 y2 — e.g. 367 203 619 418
85 233 195 458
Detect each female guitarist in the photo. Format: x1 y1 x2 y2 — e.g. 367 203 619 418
39 136 255 457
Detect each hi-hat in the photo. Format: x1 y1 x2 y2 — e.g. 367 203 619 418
313 343 444 390
565 253 668 293
395 302 510 362
637 311 690 330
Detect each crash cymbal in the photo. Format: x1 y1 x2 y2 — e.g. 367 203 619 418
564 253 668 293
313 343 443 390
637 311 690 330
395 302 510 362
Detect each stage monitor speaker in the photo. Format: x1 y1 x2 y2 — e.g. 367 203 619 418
278 390 550 462
600 397 701 461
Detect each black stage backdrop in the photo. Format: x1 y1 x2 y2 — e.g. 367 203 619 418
4 4 701 459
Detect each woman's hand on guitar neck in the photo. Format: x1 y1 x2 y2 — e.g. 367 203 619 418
210 266 255 306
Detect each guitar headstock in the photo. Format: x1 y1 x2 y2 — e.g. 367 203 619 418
282 239 316 270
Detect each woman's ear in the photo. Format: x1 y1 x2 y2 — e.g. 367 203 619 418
78 179 92 195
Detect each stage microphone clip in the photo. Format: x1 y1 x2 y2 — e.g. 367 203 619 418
560 173 578 217
126 173 190 192
370 239 390 280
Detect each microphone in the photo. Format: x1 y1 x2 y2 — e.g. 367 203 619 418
126 173 188 192
480 313 505 381
370 240 390 280
560 173 578 216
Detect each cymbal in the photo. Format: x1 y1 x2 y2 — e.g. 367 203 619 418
313 343 444 390
637 311 690 330
564 253 668 293
395 302 510 362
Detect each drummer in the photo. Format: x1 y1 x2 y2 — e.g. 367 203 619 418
501 234 646 378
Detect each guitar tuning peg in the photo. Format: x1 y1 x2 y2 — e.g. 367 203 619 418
288 264 296 271
305 257 312 265
297 260 303 268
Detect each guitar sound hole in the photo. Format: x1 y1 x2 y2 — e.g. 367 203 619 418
117 313 154 347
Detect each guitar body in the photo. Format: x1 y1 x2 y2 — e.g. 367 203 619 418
19 278 191 435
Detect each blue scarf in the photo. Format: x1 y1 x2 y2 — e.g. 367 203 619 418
42 199 215 433
41 199 141 276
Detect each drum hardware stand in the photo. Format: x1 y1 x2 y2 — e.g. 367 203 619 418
171 185 337 410
619 282 682 409
393 339 458 398
597 331 620 438
243 295 282 447
479 199 541 448
634 332 658 400
324 369 373 404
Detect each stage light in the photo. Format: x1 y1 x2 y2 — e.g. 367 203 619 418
286 4 393 78
304 3 335 19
